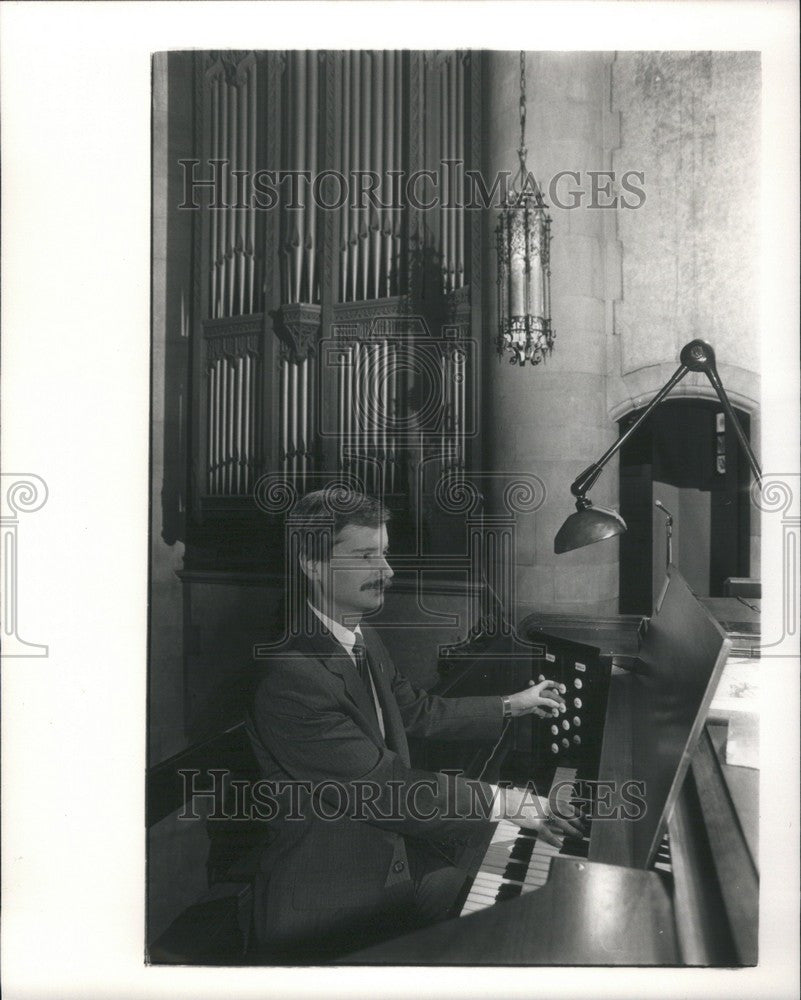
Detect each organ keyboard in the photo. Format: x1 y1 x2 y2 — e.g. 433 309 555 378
461 764 674 917
461 766 582 914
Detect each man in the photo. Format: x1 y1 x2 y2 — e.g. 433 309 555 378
246 489 580 961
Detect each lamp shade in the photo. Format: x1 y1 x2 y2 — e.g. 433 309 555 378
554 504 627 554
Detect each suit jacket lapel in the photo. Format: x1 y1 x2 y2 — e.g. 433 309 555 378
295 624 385 746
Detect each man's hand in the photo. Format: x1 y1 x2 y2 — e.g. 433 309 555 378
500 788 585 848
507 678 566 719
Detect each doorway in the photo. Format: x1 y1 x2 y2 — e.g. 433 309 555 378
618 398 752 614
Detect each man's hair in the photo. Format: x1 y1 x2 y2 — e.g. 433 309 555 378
291 488 391 568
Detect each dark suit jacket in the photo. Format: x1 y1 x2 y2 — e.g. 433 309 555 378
245 619 503 955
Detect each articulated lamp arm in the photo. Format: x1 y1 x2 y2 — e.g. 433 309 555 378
555 340 762 554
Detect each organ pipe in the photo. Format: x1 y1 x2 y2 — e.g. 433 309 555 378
448 55 461 291
207 57 263 319
306 52 318 303
340 52 351 301
383 52 395 298
455 54 465 288
392 54 402 296
371 54 383 301
359 53 370 302
210 76 219 316
440 61 448 295
349 53 360 302
248 62 256 314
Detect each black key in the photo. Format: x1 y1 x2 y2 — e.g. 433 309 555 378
509 840 535 862
502 859 531 882
560 835 589 858
496 884 522 902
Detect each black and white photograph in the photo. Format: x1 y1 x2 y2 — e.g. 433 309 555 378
2 3 799 998
148 43 767 966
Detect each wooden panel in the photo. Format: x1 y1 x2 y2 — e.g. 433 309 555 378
345 858 678 965
691 728 758 964
668 766 738 966
588 668 635 868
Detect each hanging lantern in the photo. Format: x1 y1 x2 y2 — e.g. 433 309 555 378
496 53 554 366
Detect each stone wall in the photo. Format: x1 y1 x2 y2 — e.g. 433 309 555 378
482 51 761 611
483 52 620 614
611 51 761 573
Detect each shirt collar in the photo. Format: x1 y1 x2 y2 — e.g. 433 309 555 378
308 602 362 656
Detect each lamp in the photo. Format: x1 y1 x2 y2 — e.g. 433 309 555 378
554 339 762 554
496 52 553 366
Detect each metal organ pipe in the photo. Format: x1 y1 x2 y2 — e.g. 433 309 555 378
440 61 448 296
242 353 251 492
337 352 345 469
346 346 354 473
448 55 457 295
293 51 306 304
455 54 465 290
210 77 219 317
306 52 319 304
207 364 215 493
354 343 363 488
228 81 237 318
228 80 237 317
383 52 395 299
219 358 228 493
359 53 370 302
371 52 383 301
235 355 244 494
228 359 237 493
281 360 289 474
238 70 248 315
218 357 227 492
309 355 316 475
380 339 388 490
299 358 308 481
371 341 379 493
248 61 257 314
459 346 466 471
388 339 397 493
349 53 360 303
219 78 229 315
290 359 299 482
215 358 223 494
340 52 351 302
393 54 402 297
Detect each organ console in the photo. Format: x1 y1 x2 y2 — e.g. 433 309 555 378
348 566 759 965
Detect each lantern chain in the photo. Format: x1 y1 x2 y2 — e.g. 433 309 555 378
518 51 527 174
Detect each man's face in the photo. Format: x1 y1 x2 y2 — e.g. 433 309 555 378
311 522 393 623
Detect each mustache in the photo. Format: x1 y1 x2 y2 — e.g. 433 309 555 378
361 579 389 592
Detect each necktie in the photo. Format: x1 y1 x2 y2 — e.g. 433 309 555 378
352 633 373 692
352 633 382 732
